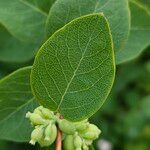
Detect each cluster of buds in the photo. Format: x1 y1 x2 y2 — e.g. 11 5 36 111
58 119 101 150
26 106 57 147
26 106 101 149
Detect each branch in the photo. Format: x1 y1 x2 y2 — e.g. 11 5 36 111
55 127 62 150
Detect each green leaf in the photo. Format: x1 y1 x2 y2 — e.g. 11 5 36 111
31 14 115 121
46 0 130 52
0 0 48 63
0 0 47 41
134 0 150 11
0 67 37 142
25 0 56 14
116 0 150 64
0 24 38 63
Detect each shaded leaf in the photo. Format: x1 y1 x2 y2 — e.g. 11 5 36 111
25 0 56 14
31 14 115 121
46 0 130 52
0 0 48 63
116 0 150 64
0 24 38 63
0 67 37 142
0 0 46 41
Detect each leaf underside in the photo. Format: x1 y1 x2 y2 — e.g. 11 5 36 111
31 14 115 121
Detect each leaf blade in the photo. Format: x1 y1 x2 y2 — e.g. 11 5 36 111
0 67 37 142
116 0 150 64
46 0 130 52
31 14 115 121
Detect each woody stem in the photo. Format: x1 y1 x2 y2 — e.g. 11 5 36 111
55 127 62 150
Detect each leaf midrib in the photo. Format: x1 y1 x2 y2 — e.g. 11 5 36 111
56 36 92 111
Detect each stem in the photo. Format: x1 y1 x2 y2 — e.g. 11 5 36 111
55 127 62 150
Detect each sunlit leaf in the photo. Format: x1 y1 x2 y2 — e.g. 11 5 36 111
31 14 115 121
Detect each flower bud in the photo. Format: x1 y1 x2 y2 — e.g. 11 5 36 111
44 123 57 144
81 124 101 140
41 108 55 119
34 108 43 116
83 143 89 150
29 126 43 145
63 135 75 150
38 138 53 147
26 112 46 126
75 121 89 132
74 134 83 149
58 119 76 134
84 140 93 146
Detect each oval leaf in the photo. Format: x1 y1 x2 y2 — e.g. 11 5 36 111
46 0 130 52
31 14 115 121
0 67 37 142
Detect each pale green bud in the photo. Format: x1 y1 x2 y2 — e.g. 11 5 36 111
63 135 75 150
38 138 53 147
41 108 55 119
37 123 57 147
84 140 93 146
44 123 57 144
74 134 83 149
29 126 44 145
81 124 101 140
34 108 43 116
45 123 57 143
44 123 52 141
83 143 89 150
58 119 76 134
75 121 89 132
76 148 82 150
26 112 46 126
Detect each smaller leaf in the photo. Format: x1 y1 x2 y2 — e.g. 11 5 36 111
116 0 150 64
0 24 38 63
0 67 38 142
